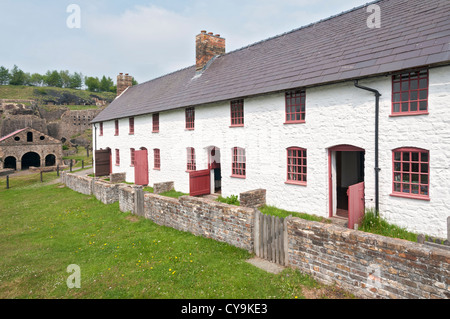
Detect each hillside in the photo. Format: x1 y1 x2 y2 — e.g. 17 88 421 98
0 85 115 108
0 85 115 149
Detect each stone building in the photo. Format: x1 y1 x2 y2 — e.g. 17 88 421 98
0 127 63 170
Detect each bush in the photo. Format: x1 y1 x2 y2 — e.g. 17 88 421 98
358 209 418 242
216 195 240 206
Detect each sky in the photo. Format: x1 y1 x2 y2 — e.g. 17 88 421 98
0 0 374 84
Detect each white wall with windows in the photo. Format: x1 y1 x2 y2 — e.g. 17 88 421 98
94 65 450 238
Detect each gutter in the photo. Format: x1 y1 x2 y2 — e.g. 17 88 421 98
354 80 381 216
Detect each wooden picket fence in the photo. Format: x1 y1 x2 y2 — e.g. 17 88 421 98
254 210 289 266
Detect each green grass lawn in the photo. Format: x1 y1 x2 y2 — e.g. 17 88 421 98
63 146 93 169
259 205 331 223
0 174 353 299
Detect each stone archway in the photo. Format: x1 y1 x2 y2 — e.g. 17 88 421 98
21 152 41 170
45 154 56 166
4 156 17 170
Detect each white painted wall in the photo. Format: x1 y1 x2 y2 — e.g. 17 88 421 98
94 65 450 238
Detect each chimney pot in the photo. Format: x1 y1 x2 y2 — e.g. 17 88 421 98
215 34 220 37
201 30 207 34
196 31 226 72
208 32 213 35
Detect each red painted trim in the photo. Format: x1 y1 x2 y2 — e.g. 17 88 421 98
284 120 306 125
230 99 244 126
285 181 306 186
389 112 429 117
329 144 365 152
391 69 428 115
328 150 332 218
390 193 430 201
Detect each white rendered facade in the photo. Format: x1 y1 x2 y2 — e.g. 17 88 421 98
94 65 450 238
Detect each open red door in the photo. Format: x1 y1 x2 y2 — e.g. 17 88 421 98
134 149 149 186
189 169 210 196
347 182 365 229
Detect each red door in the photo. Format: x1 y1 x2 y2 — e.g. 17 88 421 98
347 182 365 229
189 169 210 196
134 149 149 186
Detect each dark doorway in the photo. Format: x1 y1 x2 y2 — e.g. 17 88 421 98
335 151 365 218
45 154 56 166
4 156 17 170
209 147 221 193
27 132 33 142
22 152 40 169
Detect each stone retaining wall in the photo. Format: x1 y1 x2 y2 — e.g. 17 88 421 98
287 217 450 299
153 181 174 194
144 193 254 251
62 174 449 299
240 188 266 209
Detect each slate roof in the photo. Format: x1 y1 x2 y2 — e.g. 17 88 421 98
92 0 450 123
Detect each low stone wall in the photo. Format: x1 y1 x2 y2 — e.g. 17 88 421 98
144 193 255 251
153 181 174 194
110 172 126 183
287 217 450 299
240 188 266 209
61 175 450 299
92 180 120 204
62 171 93 195
118 185 135 214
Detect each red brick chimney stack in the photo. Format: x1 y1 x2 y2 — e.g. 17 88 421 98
117 73 133 96
196 30 225 72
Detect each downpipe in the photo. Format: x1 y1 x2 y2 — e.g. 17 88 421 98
354 80 381 217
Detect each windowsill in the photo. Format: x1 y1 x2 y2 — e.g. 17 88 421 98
129 133 134 135
186 170 196 173
130 165 134 167
154 168 160 170
185 128 195 131
390 192 430 201
114 134 119 136
389 112 429 117
230 124 244 128
284 120 305 125
152 130 159 133
231 175 246 179
285 180 307 186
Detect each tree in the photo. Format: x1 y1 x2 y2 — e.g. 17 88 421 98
9 65 27 85
59 70 71 88
69 72 83 89
30 73 44 86
85 76 100 92
44 70 63 87
99 75 114 92
0 66 9 85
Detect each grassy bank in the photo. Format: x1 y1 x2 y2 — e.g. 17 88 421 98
0 175 352 299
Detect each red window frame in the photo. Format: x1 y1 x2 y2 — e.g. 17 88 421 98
285 90 306 124
187 147 196 171
391 147 429 200
99 122 103 136
130 148 135 167
129 117 134 135
115 149 120 166
231 147 246 178
391 69 428 116
154 148 160 170
185 107 195 130
286 147 307 185
230 99 244 127
114 120 119 136
153 113 159 133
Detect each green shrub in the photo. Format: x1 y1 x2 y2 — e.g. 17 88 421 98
358 209 418 242
216 195 240 206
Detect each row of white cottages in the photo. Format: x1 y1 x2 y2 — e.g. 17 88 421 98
92 0 450 238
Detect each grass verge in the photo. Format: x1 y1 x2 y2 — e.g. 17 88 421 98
259 205 330 223
0 176 353 299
